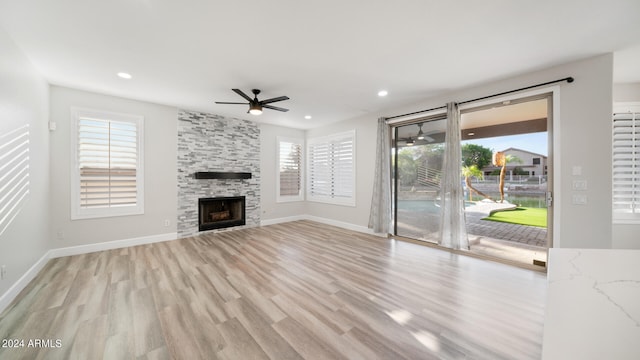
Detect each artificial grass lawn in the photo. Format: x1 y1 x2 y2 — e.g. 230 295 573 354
482 207 547 228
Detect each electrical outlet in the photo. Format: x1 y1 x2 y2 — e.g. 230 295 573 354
572 194 588 205
1 265 6 280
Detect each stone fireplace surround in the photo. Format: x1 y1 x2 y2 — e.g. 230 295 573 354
177 110 260 237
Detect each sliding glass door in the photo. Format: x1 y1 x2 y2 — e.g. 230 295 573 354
459 95 551 266
391 94 553 268
393 117 446 242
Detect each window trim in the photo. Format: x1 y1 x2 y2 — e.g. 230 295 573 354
612 103 640 224
276 136 304 203
306 129 356 207
70 107 145 220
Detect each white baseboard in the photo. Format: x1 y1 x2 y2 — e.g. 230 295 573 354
0 232 177 314
260 215 308 226
261 214 385 237
0 251 50 315
49 232 178 258
304 215 376 235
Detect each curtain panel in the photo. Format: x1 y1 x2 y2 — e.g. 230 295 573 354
439 102 469 250
368 117 392 234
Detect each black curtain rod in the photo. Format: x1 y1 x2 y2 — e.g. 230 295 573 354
385 76 574 121
385 105 447 120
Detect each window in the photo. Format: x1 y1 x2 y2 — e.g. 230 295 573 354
71 108 144 219
612 111 640 223
533 157 541 165
277 137 303 202
307 130 356 206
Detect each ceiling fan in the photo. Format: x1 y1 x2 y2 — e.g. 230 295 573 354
397 124 436 146
215 89 290 115
416 123 435 142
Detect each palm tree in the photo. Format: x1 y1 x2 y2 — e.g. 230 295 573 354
461 165 491 201
492 152 522 203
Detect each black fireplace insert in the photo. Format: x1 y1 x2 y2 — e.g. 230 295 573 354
198 196 246 231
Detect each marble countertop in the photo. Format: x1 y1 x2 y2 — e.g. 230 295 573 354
542 248 640 359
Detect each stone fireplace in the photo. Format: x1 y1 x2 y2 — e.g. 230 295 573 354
177 110 260 237
198 196 246 231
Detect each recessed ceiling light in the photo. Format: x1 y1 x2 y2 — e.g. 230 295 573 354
378 90 388 97
117 72 132 79
305 115 312 119
468 132 475 136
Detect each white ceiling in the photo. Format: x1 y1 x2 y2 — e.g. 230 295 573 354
1 1 639 130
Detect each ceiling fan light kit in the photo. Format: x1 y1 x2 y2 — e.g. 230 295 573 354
215 88 289 115
417 123 425 140
249 103 262 115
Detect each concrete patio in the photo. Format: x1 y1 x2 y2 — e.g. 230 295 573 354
396 199 548 266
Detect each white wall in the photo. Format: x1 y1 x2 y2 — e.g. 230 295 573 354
612 82 640 249
307 54 615 249
305 116 378 231
49 86 178 248
259 123 307 223
613 82 640 102
0 28 50 298
613 224 640 249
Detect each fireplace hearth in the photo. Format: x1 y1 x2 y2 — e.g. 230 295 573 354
198 196 246 231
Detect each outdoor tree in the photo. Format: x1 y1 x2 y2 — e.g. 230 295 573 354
414 144 444 169
462 144 493 169
492 152 522 203
396 145 444 188
460 144 493 201
397 148 418 186
461 165 491 201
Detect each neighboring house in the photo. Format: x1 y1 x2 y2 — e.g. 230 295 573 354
481 147 548 177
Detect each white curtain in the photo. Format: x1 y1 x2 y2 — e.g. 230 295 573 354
439 102 469 250
368 117 392 234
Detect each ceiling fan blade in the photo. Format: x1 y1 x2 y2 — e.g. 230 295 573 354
260 96 289 105
215 101 248 105
263 104 289 112
232 89 253 102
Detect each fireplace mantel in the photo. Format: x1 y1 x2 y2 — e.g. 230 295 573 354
194 172 252 180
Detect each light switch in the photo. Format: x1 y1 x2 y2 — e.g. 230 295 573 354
572 180 588 191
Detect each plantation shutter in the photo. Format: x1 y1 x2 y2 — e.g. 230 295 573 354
308 140 331 197
78 118 138 208
307 130 355 205
612 112 640 221
278 140 303 197
331 133 354 199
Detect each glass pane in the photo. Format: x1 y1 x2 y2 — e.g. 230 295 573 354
394 119 446 242
460 97 549 266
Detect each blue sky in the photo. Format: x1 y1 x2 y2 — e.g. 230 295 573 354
462 132 548 156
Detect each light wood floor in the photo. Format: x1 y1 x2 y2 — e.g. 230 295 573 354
0 220 547 359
